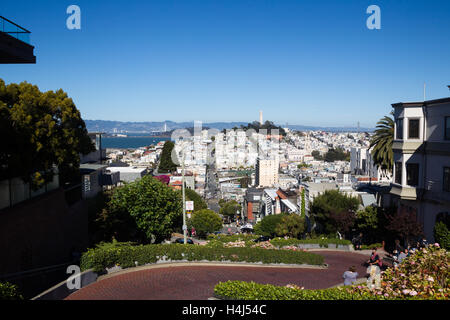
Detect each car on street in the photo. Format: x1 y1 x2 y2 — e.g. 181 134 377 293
253 236 271 242
173 238 194 244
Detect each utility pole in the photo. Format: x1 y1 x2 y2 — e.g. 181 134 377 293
182 149 187 244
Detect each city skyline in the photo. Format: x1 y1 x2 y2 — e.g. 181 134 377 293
1 0 449 128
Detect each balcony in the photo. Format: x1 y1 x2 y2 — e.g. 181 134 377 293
0 16 36 64
390 183 422 201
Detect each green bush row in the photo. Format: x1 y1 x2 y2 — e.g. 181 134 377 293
206 234 259 243
80 243 324 273
360 243 383 250
0 282 23 300
269 237 352 248
214 281 401 300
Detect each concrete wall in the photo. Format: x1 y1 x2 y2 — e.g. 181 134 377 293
0 188 88 275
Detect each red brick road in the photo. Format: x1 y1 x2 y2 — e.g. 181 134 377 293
66 251 369 300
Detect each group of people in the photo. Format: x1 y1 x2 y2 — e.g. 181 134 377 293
388 238 428 268
342 238 430 285
342 248 383 286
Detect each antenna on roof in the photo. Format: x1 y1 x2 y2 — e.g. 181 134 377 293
423 82 426 101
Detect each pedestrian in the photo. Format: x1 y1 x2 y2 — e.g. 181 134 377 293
367 249 382 268
355 233 363 250
397 248 408 263
394 239 404 253
343 266 359 286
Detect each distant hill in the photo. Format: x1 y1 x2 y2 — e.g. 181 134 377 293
85 120 374 134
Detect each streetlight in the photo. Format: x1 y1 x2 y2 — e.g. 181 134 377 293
181 148 187 244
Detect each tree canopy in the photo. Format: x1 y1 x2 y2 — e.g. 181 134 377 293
370 114 394 173
0 79 94 188
158 141 178 173
310 190 359 236
275 214 305 238
219 200 242 219
189 209 223 238
185 188 208 212
103 175 183 243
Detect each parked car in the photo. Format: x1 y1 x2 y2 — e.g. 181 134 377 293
174 238 194 244
253 236 271 243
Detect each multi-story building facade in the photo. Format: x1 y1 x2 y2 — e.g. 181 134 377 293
390 96 450 241
255 157 279 187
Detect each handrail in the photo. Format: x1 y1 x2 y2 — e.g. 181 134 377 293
0 262 71 281
0 16 31 44
0 16 31 33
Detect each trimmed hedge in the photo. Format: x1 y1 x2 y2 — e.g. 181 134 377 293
80 243 325 273
360 243 383 250
214 281 405 300
270 237 352 248
0 282 23 300
207 234 259 243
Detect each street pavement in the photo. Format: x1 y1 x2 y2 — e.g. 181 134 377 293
66 251 371 300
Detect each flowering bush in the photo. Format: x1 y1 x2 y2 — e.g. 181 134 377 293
281 245 307 252
346 244 449 300
213 244 449 300
223 241 247 248
251 241 276 250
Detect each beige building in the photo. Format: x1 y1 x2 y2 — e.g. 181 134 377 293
390 96 450 242
255 157 279 187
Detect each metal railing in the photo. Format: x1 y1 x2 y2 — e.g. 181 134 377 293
0 16 31 44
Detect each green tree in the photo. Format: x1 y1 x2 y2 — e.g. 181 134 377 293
324 148 350 162
355 206 380 244
370 114 394 173
189 209 223 238
434 221 450 250
158 141 178 173
275 214 305 238
0 79 94 188
311 150 323 161
105 175 183 243
310 190 359 235
219 200 242 221
385 209 424 247
185 188 207 212
254 214 286 238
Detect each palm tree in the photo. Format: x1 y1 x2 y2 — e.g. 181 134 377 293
370 114 394 173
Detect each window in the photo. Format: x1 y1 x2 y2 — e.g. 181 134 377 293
444 167 450 192
396 119 403 139
445 117 450 140
406 163 419 187
408 119 420 139
395 162 402 184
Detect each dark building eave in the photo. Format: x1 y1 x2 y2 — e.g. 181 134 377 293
0 31 36 64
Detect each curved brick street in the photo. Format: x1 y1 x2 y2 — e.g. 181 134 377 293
66 251 371 300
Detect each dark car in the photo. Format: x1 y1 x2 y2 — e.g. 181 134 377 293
174 238 194 244
253 236 271 243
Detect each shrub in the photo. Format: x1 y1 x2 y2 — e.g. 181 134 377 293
0 282 23 300
270 237 351 248
360 243 382 250
214 245 449 300
214 281 382 300
190 209 223 239
434 221 450 250
275 214 305 238
80 243 324 273
253 214 286 238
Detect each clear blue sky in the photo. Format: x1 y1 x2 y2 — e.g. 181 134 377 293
1 0 449 127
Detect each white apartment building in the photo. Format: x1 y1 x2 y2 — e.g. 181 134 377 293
390 96 450 241
255 157 279 187
351 147 392 183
